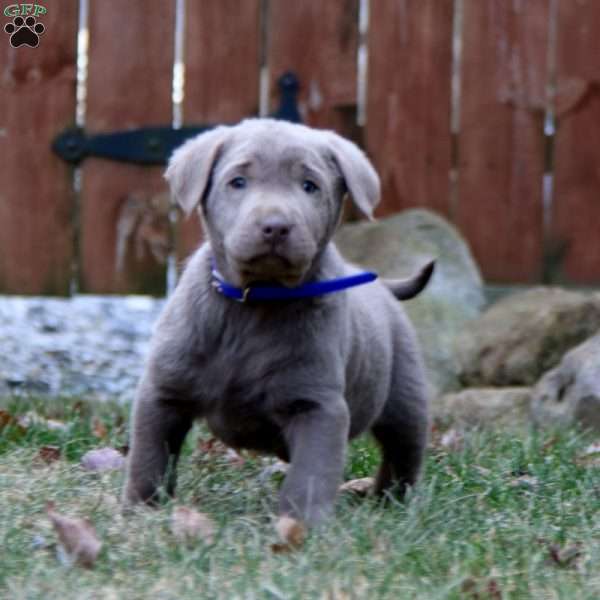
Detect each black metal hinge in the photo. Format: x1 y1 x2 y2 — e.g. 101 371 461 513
53 72 301 166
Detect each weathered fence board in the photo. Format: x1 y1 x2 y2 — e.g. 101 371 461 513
79 0 175 294
0 4 78 294
456 0 549 283
3 0 600 293
268 0 359 135
366 0 454 217
551 0 600 283
176 0 261 262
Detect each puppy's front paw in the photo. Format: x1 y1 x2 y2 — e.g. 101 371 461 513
271 516 307 553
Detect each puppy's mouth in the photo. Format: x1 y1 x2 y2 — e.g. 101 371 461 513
233 252 307 287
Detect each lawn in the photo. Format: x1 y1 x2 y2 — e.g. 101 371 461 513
0 396 599 599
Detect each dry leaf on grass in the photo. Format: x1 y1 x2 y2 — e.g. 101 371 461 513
258 460 288 482
0 409 26 435
171 506 215 545
509 474 539 489
547 542 583 569
439 429 464 451
91 417 108 439
80 447 126 472
461 576 502 599
196 437 245 466
575 442 600 467
34 445 61 465
0 409 16 429
18 411 68 432
583 442 600 456
197 437 229 456
271 516 306 553
225 448 246 466
46 503 102 568
339 477 375 496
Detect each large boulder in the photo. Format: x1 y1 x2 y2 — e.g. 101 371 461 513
434 387 531 428
531 333 600 432
335 209 485 394
456 288 600 387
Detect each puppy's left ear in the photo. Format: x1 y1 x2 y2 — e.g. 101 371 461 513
164 126 230 215
326 133 380 220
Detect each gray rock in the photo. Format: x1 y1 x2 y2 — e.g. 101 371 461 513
531 333 600 432
335 209 485 394
456 288 600 387
0 295 164 402
434 387 532 428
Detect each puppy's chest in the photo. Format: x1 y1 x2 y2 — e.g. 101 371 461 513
191 338 296 457
182 313 332 450
188 303 325 396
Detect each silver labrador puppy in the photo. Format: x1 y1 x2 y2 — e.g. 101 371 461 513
123 119 432 526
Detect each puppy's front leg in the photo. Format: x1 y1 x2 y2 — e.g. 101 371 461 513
279 398 349 526
123 381 192 506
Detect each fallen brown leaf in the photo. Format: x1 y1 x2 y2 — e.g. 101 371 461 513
460 576 502 599
0 409 15 429
35 445 61 465
575 442 600 468
339 477 375 496
509 474 539 489
440 429 464 451
91 417 108 439
171 506 215 545
271 516 306 553
583 442 600 456
0 409 26 436
18 411 68 432
46 503 102 568
196 437 245 466
541 435 560 452
486 579 502 599
197 437 229 456
226 448 246 466
258 460 288 483
547 542 583 569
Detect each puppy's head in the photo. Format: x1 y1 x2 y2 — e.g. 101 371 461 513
165 119 380 287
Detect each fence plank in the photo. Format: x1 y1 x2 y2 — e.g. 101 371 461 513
176 0 261 262
456 0 549 283
551 0 600 283
268 0 359 135
79 0 174 294
0 4 78 294
366 0 454 217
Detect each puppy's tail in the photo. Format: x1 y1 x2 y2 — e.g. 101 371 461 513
382 260 435 301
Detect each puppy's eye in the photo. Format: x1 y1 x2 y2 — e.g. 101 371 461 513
229 177 247 190
302 180 319 194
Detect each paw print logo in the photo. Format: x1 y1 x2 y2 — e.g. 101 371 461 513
4 15 45 48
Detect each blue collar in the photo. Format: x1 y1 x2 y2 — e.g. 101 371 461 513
211 263 377 303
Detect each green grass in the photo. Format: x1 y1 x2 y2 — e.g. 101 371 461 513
1 396 599 599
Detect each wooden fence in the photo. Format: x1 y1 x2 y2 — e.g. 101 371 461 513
1 0 599 295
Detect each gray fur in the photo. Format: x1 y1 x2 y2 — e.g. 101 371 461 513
123 119 430 526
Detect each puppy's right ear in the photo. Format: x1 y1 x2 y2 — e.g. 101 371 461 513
164 126 230 215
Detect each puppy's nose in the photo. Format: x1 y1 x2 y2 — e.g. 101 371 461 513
261 216 293 243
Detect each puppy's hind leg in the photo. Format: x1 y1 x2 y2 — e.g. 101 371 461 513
123 382 193 507
371 370 429 499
